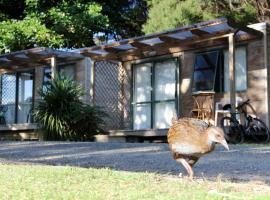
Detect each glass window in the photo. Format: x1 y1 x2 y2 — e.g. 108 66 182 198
0 71 34 124
17 72 34 123
223 47 247 92
59 64 75 80
42 64 75 91
133 58 178 130
192 51 219 92
134 63 152 103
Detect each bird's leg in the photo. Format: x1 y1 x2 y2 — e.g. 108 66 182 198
176 158 194 179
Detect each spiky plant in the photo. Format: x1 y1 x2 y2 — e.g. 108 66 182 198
34 75 106 140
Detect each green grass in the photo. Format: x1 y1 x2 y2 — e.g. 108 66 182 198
0 164 269 200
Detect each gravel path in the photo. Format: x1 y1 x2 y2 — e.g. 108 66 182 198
0 141 269 183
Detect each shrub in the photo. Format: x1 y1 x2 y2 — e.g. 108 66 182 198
34 75 106 141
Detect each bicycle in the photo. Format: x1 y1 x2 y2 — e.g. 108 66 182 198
220 99 270 144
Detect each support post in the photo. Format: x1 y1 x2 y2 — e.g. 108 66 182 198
90 60 95 105
50 56 57 79
228 33 236 113
119 62 125 129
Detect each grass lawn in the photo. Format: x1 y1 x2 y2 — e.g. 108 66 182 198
0 164 269 200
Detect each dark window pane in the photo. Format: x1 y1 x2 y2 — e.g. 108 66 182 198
192 51 219 91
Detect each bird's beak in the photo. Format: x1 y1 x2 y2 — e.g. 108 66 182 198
220 139 229 150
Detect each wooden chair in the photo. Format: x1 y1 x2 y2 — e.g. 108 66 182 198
190 92 214 122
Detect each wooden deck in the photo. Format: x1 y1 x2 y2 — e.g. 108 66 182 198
0 123 40 140
95 129 168 143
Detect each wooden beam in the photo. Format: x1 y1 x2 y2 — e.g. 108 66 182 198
159 35 183 43
6 54 47 66
229 33 236 113
104 46 126 54
190 29 210 37
26 51 52 60
130 41 152 49
227 20 264 38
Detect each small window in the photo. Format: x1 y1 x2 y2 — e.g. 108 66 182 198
192 51 220 92
58 64 75 80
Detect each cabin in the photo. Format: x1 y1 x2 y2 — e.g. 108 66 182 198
0 18 269 141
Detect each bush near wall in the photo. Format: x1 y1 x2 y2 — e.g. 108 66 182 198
34 75 107 141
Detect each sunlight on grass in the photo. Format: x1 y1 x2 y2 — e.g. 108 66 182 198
0 164 269 200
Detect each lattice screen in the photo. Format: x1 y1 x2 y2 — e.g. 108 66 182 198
94 61 131 130
0 73 16 123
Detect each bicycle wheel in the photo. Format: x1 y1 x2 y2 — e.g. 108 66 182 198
248 118 270 143
220 116 244 144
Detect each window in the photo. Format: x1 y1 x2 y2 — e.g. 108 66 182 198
133 58 178 130
192 51 219 92
58 64 75 80
0 71 34 124
42 64 75 90
192 47 247 93
223 47 247 92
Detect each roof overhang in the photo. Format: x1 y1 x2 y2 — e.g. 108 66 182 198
79 18 263 62
0 47 84 73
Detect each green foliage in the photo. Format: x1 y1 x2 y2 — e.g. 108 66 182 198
221 2 257 26
96 0 148 39
143 0 216 34
0 0 147 52
27 1 109 47
0 16 63 54
34 75 106 141
143 0 259 34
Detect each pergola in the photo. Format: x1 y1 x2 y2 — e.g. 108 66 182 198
78 18 263 112
0 47 84 78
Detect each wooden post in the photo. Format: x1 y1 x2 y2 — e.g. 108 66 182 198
228 33 236 113
119 62 125 129
50 56 57 79
90 60 95 105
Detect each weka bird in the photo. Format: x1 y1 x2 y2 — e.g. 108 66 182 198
167 117 229 179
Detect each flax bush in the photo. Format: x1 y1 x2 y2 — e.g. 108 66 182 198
34 75 106 140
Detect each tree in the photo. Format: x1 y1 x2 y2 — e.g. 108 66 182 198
143 0 261 34
95 0 148 39
0 0 148 53
0 16 64 54
143 0 216 34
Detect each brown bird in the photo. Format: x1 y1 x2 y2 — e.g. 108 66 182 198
167 117 229 179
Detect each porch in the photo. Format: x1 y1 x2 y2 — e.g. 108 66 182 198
0 47 85 140
79 18 266 139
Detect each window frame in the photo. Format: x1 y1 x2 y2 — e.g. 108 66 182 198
42 63 76 89
0 70 35 124
131 57 180 130
191 45 248 93
191 50 220 93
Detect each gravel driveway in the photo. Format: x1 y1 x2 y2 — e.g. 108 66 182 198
0 141 269 183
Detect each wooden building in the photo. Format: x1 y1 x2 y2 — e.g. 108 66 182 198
0 18 269 141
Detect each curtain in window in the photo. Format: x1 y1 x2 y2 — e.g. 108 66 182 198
154 60 176 128
224 47 247 92
133 63 152 130
133 59 177 130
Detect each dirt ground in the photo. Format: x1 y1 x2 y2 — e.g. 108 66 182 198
0 141 269 184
